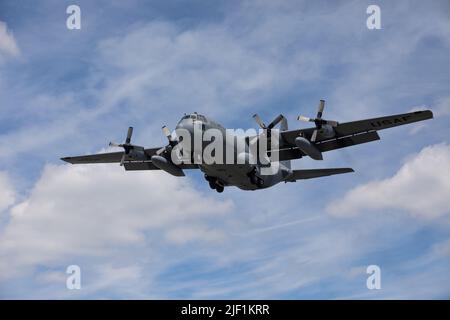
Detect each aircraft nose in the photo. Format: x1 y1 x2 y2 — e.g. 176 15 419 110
175 119 194 135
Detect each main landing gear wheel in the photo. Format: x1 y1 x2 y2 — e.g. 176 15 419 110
256 178 264 188
216 185 224 193
249 170 264 188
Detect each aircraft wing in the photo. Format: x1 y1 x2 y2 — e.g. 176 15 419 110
332 110 433 137
287 168 354 181
277 110 433 160
61 147 161 164
61 148 199 171
62 151 125 164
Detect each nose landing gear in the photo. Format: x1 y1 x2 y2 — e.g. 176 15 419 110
205 174 224 193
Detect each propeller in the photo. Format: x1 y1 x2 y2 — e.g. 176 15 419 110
253 114 284 131
162 125 178 147
251 114 286 159
297 100 338 142
157 125 178 156
109 127 134 166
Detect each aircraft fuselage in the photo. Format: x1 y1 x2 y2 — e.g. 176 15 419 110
174 113 291 191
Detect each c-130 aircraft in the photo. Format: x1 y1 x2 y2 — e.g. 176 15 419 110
62 100 433 193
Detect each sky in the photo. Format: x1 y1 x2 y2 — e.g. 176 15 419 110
0 0 449 299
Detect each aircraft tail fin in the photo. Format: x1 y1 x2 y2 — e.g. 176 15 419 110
287 168 354 181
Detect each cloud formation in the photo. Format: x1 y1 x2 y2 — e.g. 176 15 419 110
328 143 450 220
0 171 15 213
0 21 20 61
0 163 232 281
0 1 449 299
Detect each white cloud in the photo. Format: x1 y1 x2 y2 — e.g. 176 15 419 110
164 224 225 245
327 143 450 219
433 96 450 117
0 163 232 280
429 238 450 259
2 1 449 162
0 18 312 159
0 21 20 61
0 171 15 213
0 162 377 298
92 20 311 120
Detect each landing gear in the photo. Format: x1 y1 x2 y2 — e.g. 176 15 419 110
248 169 264 188
256 177 264 188
205 174 225 193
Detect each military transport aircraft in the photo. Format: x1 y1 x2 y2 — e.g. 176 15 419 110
61 100 433 193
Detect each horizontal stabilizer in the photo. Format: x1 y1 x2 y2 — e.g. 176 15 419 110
288 168 354 181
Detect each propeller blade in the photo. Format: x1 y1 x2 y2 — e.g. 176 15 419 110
119 153 126 166
325 120 339 127
247 136 259 147
311 129 318 142
125 127 133 144
253 114 266 129
317 99 325 119
297 115 313 122
268 114 284 129
156 147 166 156
162 126 172 140
109 142 121 147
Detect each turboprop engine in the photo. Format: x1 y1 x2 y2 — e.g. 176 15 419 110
294 137 323 160
127 148 146 161
151 155 185 177
297 99 338 142
109 127 147 165
296 99 340 160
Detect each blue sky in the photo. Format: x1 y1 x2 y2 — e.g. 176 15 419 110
0 0 449 299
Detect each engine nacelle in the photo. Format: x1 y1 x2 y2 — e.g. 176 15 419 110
318 124 335 140
295 137 323 160
128 148 146 161
151 155 185 176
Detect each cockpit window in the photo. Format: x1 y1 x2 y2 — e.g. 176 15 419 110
181 113 206 122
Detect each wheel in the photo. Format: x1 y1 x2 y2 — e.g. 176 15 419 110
216 185 224 193
249 174 258 185
257 178 264 188
209 180 216 189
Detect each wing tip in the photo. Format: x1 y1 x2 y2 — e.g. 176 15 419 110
339 168 354 174
60 157 74 164
413 109 434 119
